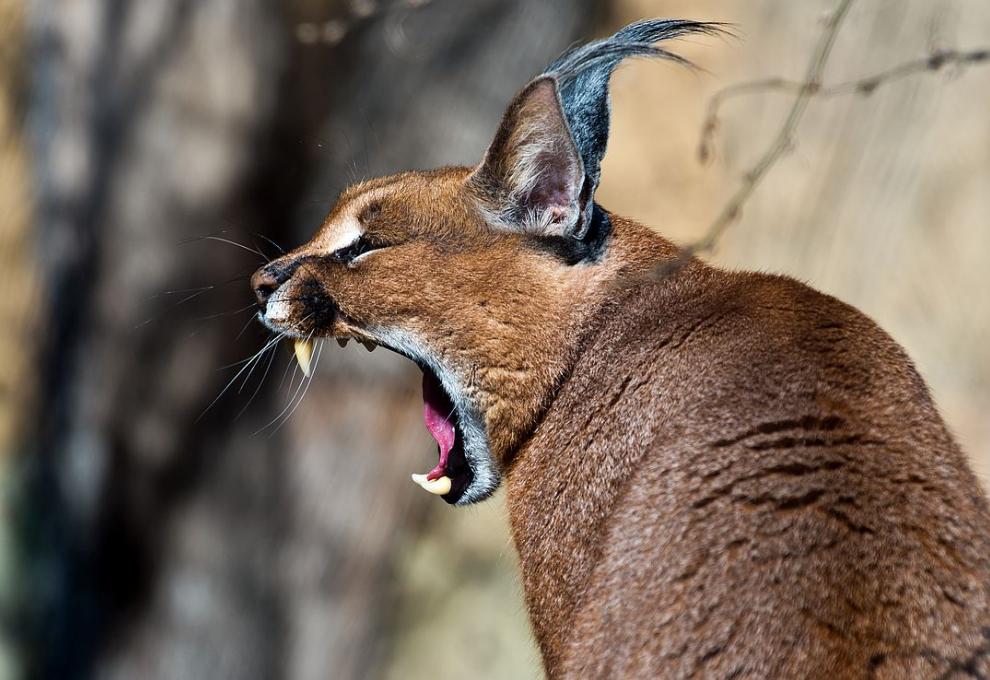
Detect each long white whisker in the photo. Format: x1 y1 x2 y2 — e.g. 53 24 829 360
201 235 269 260
271 342 322 435
235 312 260 341
235 344 279 421
218 332 283 370
254 357 306 436
256 331 320 436
236 323 299 393
199 333 285 421
194 302 258 323
255 232 286 255
277 348 297 390
238 336 279 394
161 285 216 295
175 286 216 305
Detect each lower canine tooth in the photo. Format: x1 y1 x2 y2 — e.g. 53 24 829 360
411 473 451 496
294 339 314 377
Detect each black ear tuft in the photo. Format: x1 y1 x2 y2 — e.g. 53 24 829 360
542 19 725 238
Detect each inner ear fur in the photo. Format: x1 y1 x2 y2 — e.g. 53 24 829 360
469 77 586 237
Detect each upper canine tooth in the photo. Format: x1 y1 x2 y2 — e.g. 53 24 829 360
336 338 348 348
294 339 314 377
411 473 451 496
360 340 376 352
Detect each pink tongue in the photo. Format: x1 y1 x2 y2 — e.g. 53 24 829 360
422 371 456 481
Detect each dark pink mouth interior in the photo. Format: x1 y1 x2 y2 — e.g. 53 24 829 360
422 371 456 481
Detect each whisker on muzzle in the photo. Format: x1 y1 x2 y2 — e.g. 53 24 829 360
271 338 324 435
191 234 271 263
253 334 319 437
234 343 280 421
198 331 287 422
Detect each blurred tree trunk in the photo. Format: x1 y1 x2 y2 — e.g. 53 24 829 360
28 1 287 677
1 0 34 677
25 1 596 679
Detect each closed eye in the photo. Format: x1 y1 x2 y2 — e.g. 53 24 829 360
332 235 390 264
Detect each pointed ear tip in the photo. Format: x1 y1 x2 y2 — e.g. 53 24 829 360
523 75 562 101
515 77 571 126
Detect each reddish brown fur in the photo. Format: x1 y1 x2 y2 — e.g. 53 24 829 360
507 216 990 677
252 82 990 680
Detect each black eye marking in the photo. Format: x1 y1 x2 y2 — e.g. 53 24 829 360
332 234 391 264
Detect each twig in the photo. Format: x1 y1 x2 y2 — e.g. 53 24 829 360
698 47 990 164
631 0 858 287
651 1 990 285
686 0 856 261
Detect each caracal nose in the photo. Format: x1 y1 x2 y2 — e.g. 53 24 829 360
251 261 292 311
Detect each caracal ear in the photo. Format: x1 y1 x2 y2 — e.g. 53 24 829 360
468 76 586 238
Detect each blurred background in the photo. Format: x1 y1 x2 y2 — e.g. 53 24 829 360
1 0 988 678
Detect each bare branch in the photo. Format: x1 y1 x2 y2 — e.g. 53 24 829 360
698 47 990 163
687 0 856 259
627 0 857 287
631 0 990 287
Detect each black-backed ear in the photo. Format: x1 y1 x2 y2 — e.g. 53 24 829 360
543 19 724 238
468 77 586 237
470 19 723 243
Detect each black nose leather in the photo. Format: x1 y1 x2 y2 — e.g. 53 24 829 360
251 260 295 311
